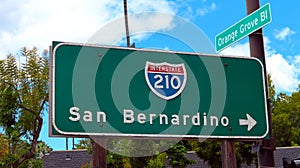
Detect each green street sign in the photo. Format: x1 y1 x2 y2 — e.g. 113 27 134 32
50 42 269 139
215 3 271 52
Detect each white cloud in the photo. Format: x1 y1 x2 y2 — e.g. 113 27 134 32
86 12 176 46
219 37 300 93
266 53 299 92
293 54 300 66
196 2 216 16
0 0 177 59
274 27 296 40
291 54 300 76
128 0 176 14
221 37 273 57
263 37 300 93
220 42 250 57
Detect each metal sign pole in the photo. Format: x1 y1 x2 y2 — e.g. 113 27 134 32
92 137 106 168
246 0 275 167
221 139 237 168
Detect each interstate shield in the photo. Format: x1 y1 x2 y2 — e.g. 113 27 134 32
145 61 187 100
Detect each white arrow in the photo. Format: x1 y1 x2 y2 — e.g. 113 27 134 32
239 114 257 131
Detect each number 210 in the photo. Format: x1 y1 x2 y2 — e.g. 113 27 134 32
154 74 181 89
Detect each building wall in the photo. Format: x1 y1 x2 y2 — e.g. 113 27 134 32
274 146 300 167
42 150 91 168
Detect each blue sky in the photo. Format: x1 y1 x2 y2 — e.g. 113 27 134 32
0 0 299 150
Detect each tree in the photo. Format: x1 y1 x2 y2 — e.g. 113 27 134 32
75 138 195 168
35 141 53 158
166 141 194 168
267 74 276 104
0 134 9 161
191 140 257 167
266 73 300 147
0 47 48 167
75 138 133 167
145 152 167 168
75 138 92 154
272 91 300 146
192 140 222 168
235 142 257 166
17 141 52 168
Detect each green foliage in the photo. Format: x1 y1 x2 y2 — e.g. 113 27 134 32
192 140 256 167
0 54 18 136
166 141 195 168
272 91 300 146
0 47 49 168
77 139 193 168
35 141 53 158
107 140 193 168
107 151 131 168
16 141 52 168
0 136 51 168
192 140 222 168
18 157 43 168
267 74 276 103
75 138 92 154
0 134 9 160
81 160 93 168
145 152 166 168
235 142 257 167
105 139 177 167
267 74 300 147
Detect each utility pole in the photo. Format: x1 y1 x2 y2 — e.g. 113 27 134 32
123 0 135 48
246 0 275 167
123 0 130 47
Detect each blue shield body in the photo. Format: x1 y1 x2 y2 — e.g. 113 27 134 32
145 61 187 100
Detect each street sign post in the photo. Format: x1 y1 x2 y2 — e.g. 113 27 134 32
215 3 271 52
50 41 269 139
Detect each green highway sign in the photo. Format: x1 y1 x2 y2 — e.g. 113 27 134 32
50 41 269 139
215 3 271 52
